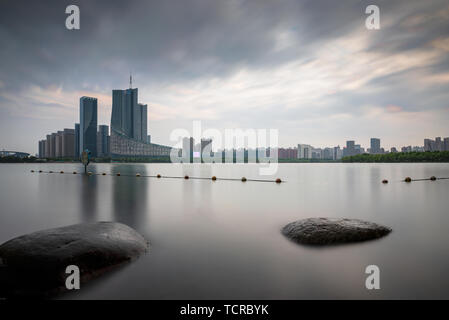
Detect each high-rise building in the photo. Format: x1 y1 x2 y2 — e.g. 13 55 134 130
112 88 138 139
139 103 147 143
110 84 171 158
435 137 442 151
343 140 355 157
75 123 80 159
147 135 151 144
97 125 109 157
45 134 51 158
49 133 57 158
444 138 449 151
201 138 212 161
80 96 98 157
298 144 313 159
62 128 75 158
333 146 343 160
370 138 381 154
38 140 46 158
391 147 398 153
183 137 194 163
55 131 63 158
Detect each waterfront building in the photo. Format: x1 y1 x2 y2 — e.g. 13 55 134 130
110 84 171 158
62 128 75 158
75 123 80 159
298 144 313 159
182 137 194 162
55 131 63 158
80 96 98 157
97 125 109 157
370 138 381 154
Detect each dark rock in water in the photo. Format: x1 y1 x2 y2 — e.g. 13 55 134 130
0 222 148 297
282 218 391 245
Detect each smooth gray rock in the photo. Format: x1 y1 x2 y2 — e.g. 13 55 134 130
0 222 148 297
282 218 391 245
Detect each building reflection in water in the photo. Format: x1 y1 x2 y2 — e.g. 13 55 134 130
111 164 148 229
80 174 98 222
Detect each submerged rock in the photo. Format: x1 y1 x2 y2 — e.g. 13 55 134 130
282 218 391 245
0 222 148 297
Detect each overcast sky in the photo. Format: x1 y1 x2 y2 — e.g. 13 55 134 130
1 0 449 154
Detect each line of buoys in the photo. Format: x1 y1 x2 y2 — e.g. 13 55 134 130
30 170 284 183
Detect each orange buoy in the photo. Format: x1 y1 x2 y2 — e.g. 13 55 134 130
60 171 64 174
211 176 217 181
276 178 282 183
241 177 247 182
430 176 437 181
404 177 412 182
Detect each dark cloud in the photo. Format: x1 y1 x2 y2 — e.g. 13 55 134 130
0 0 448 152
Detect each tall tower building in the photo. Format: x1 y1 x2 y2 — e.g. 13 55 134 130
370 138 381 154
97 125 109 157
80 96 98 157
139 103 148 142
74 123 80 159
111 88 138 139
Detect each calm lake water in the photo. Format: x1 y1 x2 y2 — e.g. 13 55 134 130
1 162 449 299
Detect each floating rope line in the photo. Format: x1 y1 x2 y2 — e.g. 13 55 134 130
30 170 283 183
382 176 449 184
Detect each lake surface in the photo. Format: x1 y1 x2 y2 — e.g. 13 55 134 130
1 162 449 299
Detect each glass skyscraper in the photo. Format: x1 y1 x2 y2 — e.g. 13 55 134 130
110 86 171 157
74 123 80 159
80 96 98 157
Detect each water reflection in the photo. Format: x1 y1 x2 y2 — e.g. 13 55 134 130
111 165 148 229
80 174 98 222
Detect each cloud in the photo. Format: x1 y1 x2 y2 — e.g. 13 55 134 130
0 0 449 152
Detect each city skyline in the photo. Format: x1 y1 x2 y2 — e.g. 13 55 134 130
1 0 449 153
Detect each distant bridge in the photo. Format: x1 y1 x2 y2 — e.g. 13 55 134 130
0 150 31 158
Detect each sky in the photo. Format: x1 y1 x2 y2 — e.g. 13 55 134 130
1 0 449 154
